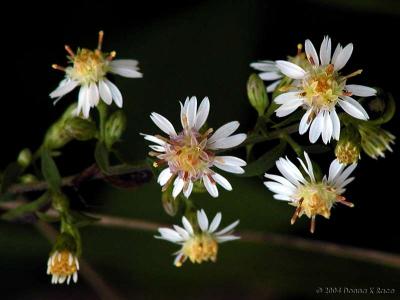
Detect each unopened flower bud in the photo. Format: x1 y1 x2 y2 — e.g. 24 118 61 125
105 110 127 148
20 174 38 184
247 73 269 116
64 117 96 141
44 122 73 150
17 148 32 167
162 189 180 216
52 192 70 213
359 124 395 159
335 127 361 164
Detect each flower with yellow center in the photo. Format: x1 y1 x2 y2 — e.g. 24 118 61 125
142 96 247 198
47 250 79 285
155 209 240 267
49 31 142 118
272 36 376 144
264 152 357 233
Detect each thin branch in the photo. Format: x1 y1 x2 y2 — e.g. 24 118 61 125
35 220 125 300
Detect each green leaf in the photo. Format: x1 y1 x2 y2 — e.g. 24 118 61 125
1 162 24 194
1 193 50 221
95 141 110 174
41 148 61 191
241 141 287 177
68 210 101 228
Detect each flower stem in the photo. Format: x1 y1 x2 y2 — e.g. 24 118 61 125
97 102 108 141
280 133 303 156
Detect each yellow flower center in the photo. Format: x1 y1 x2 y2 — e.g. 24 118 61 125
48 250 78 277
335 141 360 164
179 234 218 266
302 64 345 110
66 48 108 85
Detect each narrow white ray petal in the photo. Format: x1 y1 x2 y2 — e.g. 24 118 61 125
183 181 193 198
266 80 281 92
110 59 138 68
345 84 377 97
150 112 177 135
305 39 319 66
149 145 165 152
214 156 247 167
49 79 79 98
208 212 222 233
333 163 357 187
208 134 247 150
331 43 342 65
328 159 344 183
140 133 166 146
103 78 123 108
172 177 185 198
216 235 241 243
275 99 303 117
88 82 99 107
274 91 302 105
173 225 190 240
109 62 143 78
158 168 173 186
309 111 324 143
319 35 332 65
259 71 282 81
213 162 245 174
186 96 197 128
303 152 315 182
212 173 232 191
195 97 210 130
203 175 219 198
330 109 341 140
322 111 333 144
78 85 91 118
338 97 369 120
265 181 295 196
173 252 186 267
250 60 278 71
157 228 184 242
299 108 313 135
264 173 296 189
273 194 291 201
182 216 194 235
98 80 112 104
215 220 239 236
208 121 240 144
276 60 307 79
281 158 307 183
333 43 353 71
197 209 209 232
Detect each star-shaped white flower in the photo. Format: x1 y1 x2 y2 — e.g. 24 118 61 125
155 209 240 266
142 96 247 198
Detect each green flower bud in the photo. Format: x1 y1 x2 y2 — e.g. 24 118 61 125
64 117 96 141
247 73 269 116
52 192 70 213
44 122 73 150
359 124 395 159
20 174 38 184
105 110 127 149
162 189 180 216
17 148 32 167
60 103 79 122
335 126 361 164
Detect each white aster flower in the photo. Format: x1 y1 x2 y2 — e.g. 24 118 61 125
155 209 240 267
250 60 284 92
47 250 79 285
49 31 142 118
264 151 356 233
273 35 376 144
142 96 247 198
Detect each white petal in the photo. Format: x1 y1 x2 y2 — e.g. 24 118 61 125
274 91 302 105
266 80 281 92
273 194 291 201
173 225 190 240
78 85 91 118
186 96 197 128
215 220 239 236
172 177 185 198
345 84 377 97
109 59 138 69
212 173 232 191
330 109 341 140
98 80 112 104
333 43 353 71
276 60 307 79
182 216 194 235
103 78 123 108
88 82 99 107
197 209 209 232
275 99 303 117
331 43 342 65
109 60 142 78
250 60 278 72
299 108 313 135
183 181 193 198
208 212 222 233
207 134 247 150
158 168 173 186
208 121 239 144
319 35 331 65
195 97 210 130
264 181 295 196
150 112 177 135
141 133 166 146
309 111 324 143
203 175 218 198
338 97 369 120
305 39 319 66
216 235 240 243
157 228 183 242
49 79 79 98
264 173 296 189
214 156 247 167
322 111 333 144
213 162 245 174
259 71 282 81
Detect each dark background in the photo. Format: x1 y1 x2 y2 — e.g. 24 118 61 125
1 0 399 299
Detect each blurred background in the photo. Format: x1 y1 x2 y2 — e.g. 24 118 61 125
1 0 399 299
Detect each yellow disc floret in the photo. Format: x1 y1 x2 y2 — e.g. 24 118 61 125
178 234 218 267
